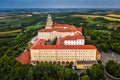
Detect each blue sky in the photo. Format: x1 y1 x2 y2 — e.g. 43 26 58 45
0 0 120 8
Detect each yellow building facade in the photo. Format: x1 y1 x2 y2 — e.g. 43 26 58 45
30 45 97 69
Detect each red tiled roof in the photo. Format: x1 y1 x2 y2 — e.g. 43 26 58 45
16 51 31 64
39 27 82 33
31 41 96 49
56 37 63 45
68 26 77 31
39 23 82 33
53 24 70 27
77 28 82 33
64 35 84 40
39 28 73 32
34 39 45 45
75 32 81 36
31 39 45 48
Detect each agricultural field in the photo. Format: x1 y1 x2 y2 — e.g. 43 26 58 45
71 14 120 22
0 13 46 49
106 14 120 18
0 30 21 34
70 14 120 29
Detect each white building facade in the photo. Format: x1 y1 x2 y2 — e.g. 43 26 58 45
64 39 85 45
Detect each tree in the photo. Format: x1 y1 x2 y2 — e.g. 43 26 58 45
0 55 17 80
101 43 109 52
87 64 105 80
81 75 90 80
105 60 120 78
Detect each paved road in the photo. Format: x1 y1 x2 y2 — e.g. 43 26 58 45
101 51 120 80
73 70 86 80
101 51 120 64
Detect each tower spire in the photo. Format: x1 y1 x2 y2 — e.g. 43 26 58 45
45 14 53 29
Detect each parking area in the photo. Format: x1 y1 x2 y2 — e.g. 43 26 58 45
101 52 120 64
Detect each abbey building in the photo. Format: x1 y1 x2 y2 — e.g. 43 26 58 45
17 14 100 69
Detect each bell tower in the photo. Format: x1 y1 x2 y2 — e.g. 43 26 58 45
45 14 53 29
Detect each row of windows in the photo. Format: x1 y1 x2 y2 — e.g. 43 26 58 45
33 53 94 56
33 56 94 60
33 52 94 56
34 56 94 58
84 66 91 69
64 40 84 43
65 43 84 45
36 50 94 53
39 32 70 35
34 58 93 61
64 42 84 44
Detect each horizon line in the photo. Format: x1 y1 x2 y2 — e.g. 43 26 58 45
0 7 120 9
